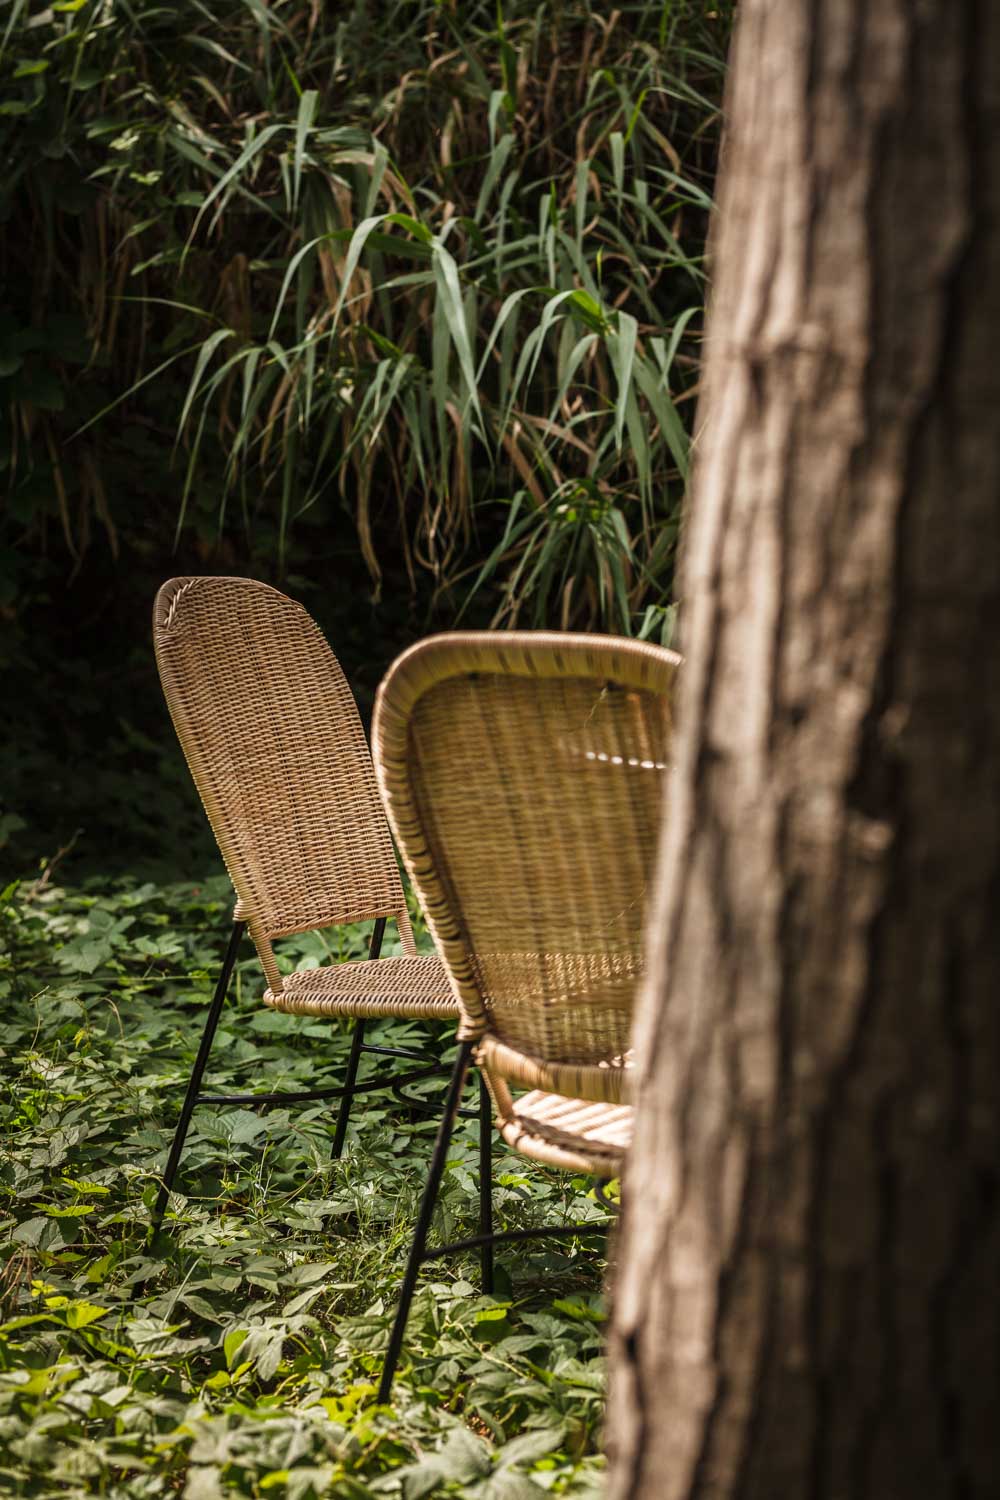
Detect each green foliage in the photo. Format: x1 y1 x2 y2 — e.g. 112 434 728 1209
0 0 299 616
163 0 731 631
0 1 731 636
1 875 614 1496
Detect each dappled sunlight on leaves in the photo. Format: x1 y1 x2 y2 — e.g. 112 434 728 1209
1 876 610 1496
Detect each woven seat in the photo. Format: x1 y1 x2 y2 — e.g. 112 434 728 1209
370 629 679 1399
264 953 454 1018
498 1090 633 1177
148 576 458 1237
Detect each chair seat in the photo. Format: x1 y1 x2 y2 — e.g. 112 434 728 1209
497 1088 633 1177
263 953 458 1019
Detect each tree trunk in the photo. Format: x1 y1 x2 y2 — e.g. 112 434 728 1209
606 3 1000 1497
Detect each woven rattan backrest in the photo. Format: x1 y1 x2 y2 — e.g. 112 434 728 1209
154 577 413 989
374 632 679 1067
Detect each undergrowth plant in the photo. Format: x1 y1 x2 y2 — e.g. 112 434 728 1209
0 1 732 636
0 874 613 1497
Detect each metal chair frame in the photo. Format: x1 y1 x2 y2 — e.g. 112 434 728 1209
152 919 613 1367
376 1038 613 1404
149 917 484 1240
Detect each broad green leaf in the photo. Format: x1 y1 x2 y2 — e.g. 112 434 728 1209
481 1473 547 1499
632 351 689 478
364 139 390 218
608 311 638 453
495 1425 566 1468
432 242 483 426
292 89 318 211
64 1301 109 1329
223 1328 248 1369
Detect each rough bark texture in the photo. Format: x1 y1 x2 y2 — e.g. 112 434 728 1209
607 3 1000 1496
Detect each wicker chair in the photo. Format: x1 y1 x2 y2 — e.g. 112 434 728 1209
149 576 461 1236
372 629 679 1399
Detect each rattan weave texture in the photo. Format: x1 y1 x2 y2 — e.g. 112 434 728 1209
498 1089 634 1177
153 576 455 1019
374 630 679 1174
264 954 458 1018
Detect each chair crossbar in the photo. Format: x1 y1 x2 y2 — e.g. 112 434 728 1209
196 1062 448 1108
420 1219 611 1260
362 1043 436 1062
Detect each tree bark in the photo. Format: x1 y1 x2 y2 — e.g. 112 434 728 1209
606 3 1000 1497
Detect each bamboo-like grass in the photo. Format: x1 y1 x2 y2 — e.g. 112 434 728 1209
1 1 732 634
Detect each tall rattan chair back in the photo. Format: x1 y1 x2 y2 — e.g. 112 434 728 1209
374 631 680 1107
154 576 416 992
148 578 456 1245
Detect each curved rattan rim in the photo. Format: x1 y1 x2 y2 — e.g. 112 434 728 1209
379 629 682 725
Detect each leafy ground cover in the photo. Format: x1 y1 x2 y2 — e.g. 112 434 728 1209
0 874 613 1498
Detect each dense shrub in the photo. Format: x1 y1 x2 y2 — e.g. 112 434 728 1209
0 2 730 875
1 0 731 634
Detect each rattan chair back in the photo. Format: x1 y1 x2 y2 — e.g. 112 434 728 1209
154 576 415 992
374 632 679 1104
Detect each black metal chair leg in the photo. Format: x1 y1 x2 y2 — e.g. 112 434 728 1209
478 1070 494 1295
330 917 385 1159
378 1039 475 1404
149 919 246 1240
331 1018 365 1158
